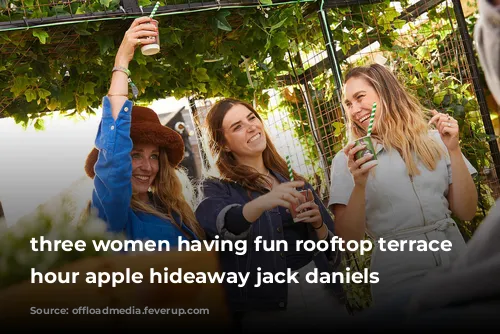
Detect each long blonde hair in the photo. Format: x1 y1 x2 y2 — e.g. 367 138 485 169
131 149 206 240
343 64 444 176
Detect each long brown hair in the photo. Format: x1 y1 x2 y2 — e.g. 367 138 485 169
204 98 304 193
343 64 444 176
131 149 206 240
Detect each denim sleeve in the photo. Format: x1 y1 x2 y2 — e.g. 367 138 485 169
195 178 251 241
91 96 134 233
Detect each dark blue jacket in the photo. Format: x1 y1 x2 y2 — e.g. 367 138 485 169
195 171 343 313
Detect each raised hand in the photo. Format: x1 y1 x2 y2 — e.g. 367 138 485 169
428 110 459 152
259 181 306 211
344 141 378 188
295 200 322 227
115 17 159 66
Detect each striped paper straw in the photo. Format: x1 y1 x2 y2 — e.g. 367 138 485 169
367 102 377 136
150 2 160 18
286 155 294 181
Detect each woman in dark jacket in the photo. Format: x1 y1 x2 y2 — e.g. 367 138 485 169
195 98 347 331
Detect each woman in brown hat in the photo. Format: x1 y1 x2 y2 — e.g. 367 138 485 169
85 16 205 245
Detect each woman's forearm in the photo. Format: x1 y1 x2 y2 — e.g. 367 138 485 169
242 197 265 223
108 57 131 120
333 185 367 242
448 148 478 220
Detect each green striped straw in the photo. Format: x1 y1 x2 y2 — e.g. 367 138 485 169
285 155 294 181
150 2 160 18
366 102 377 136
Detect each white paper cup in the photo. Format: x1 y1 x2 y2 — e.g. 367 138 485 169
141 20 160 56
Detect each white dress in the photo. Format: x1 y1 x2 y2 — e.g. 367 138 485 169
328 130 477 304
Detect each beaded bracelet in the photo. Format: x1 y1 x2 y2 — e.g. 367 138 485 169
111 66 139 99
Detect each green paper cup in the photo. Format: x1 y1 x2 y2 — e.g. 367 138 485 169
354 136 377 165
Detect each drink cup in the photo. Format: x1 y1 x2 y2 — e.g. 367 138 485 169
354 135 377 167
141 19 160 56
291 189 314 223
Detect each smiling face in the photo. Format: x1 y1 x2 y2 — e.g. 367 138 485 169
221 104 267 161
344 76 381 133
130 143 160 197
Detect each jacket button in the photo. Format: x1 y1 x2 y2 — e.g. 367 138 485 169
124 107 129 112
277 227 282 233
279 302 285 308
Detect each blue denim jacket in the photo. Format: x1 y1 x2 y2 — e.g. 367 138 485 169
195 172 343 313
91 97 197 244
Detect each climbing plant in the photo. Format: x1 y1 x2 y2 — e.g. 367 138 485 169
0 1 314 127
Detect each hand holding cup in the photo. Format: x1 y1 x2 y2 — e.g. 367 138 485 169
293 189 322 225
344 140 378 188
115 17 159 65
259 181 306 212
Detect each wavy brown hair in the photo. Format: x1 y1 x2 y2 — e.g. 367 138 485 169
204 98 304 193
343 63 444 176
131 149 206 240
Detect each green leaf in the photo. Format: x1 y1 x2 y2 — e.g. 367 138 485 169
260 0 273 5
393 19 406 30
75 6 87 15
75 27 92 35
100 0 112 8
47 98 59 111
195 68 210 82
270 18 287 32
24 89 37 102
34 118 45 131
271 31 289 49
11 76 31 97
195 82 207 93
76 96 88 112
32 30 49 44
332 122 344 137
37 88 51 99
84 82 96 95
433 91 447 106
134 52 147 66
214 10 232 32
415 46 429 60
171 31 182 46
96 36 114 55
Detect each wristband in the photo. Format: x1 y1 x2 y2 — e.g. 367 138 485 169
112 66 131 77
313 221 324 230
111 66 138 99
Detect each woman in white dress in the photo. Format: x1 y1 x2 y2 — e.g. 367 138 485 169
328 64 478 304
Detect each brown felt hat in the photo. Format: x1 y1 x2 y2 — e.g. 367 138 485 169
84 106 185 178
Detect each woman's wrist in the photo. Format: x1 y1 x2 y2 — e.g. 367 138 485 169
114 55 130 68
312 221 323 229
242 198 265 223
